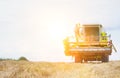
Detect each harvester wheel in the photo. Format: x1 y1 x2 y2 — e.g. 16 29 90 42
75 56 82 63
102 55 109 62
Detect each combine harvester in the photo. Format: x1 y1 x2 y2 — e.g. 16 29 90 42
63 24 117 63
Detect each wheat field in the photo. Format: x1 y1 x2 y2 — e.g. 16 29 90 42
0 60 120 78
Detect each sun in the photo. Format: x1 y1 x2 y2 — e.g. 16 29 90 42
47 22 68 42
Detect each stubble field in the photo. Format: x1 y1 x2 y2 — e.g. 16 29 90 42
0 60 120 78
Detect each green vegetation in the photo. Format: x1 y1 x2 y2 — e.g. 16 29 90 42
0 56 28 61
0 58 16 61
18 56 28 61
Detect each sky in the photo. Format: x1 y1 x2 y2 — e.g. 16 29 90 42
0 0 120 62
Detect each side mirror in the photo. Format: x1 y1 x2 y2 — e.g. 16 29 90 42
108 34 111 37
108 34 111 40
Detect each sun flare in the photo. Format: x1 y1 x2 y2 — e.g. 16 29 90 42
47 22 69 41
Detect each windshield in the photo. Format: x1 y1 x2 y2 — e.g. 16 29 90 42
84 26 100 41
